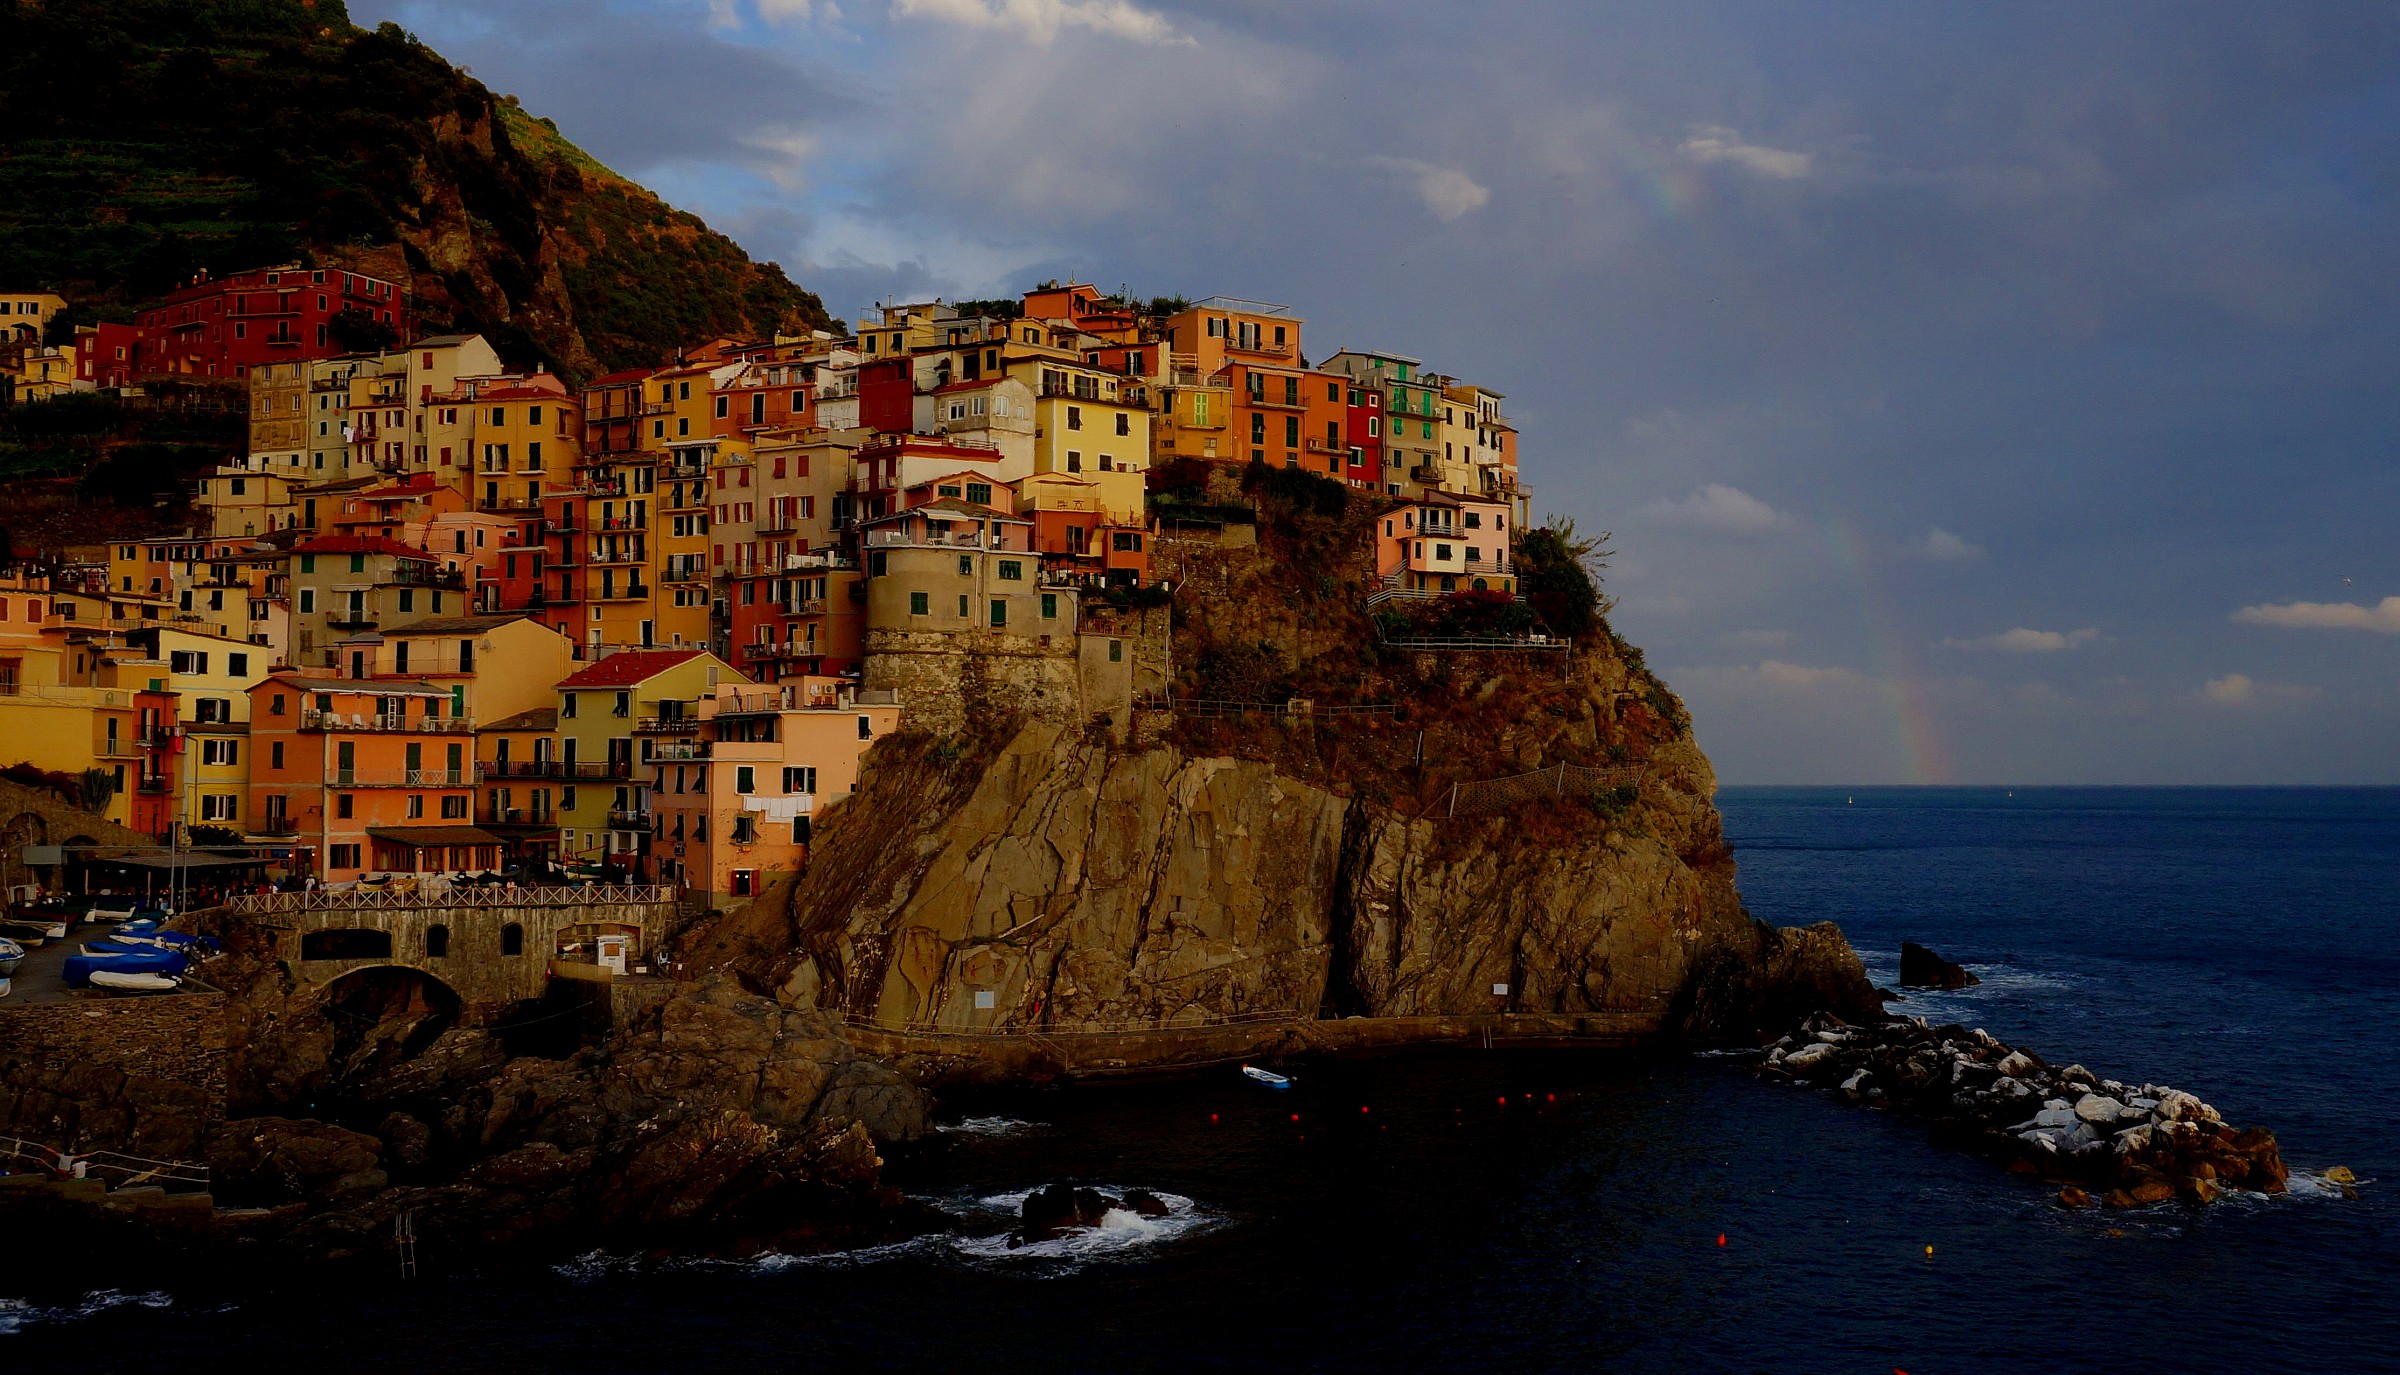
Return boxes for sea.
[6,786,2397,1371]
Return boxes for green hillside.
[0,0,834,381]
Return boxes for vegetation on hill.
[0,0,835,381]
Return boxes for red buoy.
[1717,1234,1727,1247]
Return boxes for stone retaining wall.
[0,989,229,1159]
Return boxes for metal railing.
[301,711,476,733]
[224,884,679,913]
[1,1135,211,1193]
[330,768,470,787]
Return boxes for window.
[909,591,930,616]
[1066,451,1082,473]
[441,796,467,819]
[329,843,361,869]
[501,923,524,956]
[1110,639,1124,663]
[858,714,873,740]
[1067,405,1082,431]
[613,691,630,717]
[966,482,991,506]
[782,766,817,794]
[793,817,812,844]
[1116,412,1130,436]
[271,741,284,768]
[350,554,365,573]
[958,593,970,617]
[735,765,755,793]
[407,794,424,819]
[271,694,286,715]
[425,924,449,958]
[229,652,249,676]
[336,794,354,819]
[1041,592,1057,619]
[562,692,577,718]
[989,598,1007,629]
[996,560,1024,581]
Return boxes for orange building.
[247,672,492,881]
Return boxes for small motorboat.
[63,947,188,988]
[86,902,139,923]
[88,969,180,992]
[0,919,61,945]
[0,937,23,976]
[1241,1064,1294,1089]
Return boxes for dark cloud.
[365,0,2400,780]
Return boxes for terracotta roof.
[366,825,503,847]
[290,535,428,558]
[383,612,545,637]
[556,649,709,689]
[481,707,558,732]
[587,368,658,387]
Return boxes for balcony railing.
[660,563,709,584]
[555,760,634,780]
[483,760,559,779]
[634,714,700,733]
[607,808,654,830]
[784,552,856,572]
[478,807,558,828]
[136,776,170,794]
[865,529,1000,549]
[301,710,476,734]
[753,516,799,536]
[329,768,471,787]
[590,583,651,601]
[646,741,710,761]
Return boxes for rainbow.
[1823,516,1949,784]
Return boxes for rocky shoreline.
[1759,1013,2300,1208]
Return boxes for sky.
[362,0,2400,784]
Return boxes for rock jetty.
[1898,941,1979,990]
[1759,1014,2287,1207]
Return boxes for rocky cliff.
[732,477,1879,1058]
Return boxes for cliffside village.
[0,274,1528,907]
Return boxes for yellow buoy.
[1924,1245,1935,1258]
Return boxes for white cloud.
[2233,595,2400,633]
[889,0,1192,46]
[1365,157,1491,221]
[1945,626,2102,653]
[2198,673,2323,708]
[1757,659,1867,690]
[1910,527,1986,562]
[1678,124,1812,179]
[737,125,820,190]
[756,0,825,22]
[1637,483,1787,535]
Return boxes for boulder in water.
[1898,942,1979,989]
[1121,1189,1170,1219]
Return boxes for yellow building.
[1,291,67,344]
[552,648,742,876]
[1006,358,1152,498]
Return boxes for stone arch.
[313,964,465,1080]
[60,833,99,894]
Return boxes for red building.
[74,323,139,389]
[857,356,914,435]
[132,265,409,381]
[1343,381,1386,490]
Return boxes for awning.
[91,850,271,871]
[364,826,504,848]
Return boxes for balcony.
[301,710,477,734]
[634,713,701,733]
[596,515,641,532]
[556,760,633,780]
[483,759,559,779]
[784,552,856,572]
[329,769,471,787]
[607,808,654,831]
[660,563,709,584]
[136,775,171,794]
[324,614,379,631]
[390,565,468,591]
[647,740,710,761]
[754,515,799,536]
[590,582,651,602]
[479,806,559,829]
[579,477,627,498]
[865,529,997,549]
[476,496,543,514]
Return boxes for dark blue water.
[9,787,2398,1369]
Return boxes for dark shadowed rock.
[1899,942,1979,990]
[1122,1189,1170,1218]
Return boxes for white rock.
[1840,1069,1870,1101]
[1785,1043,1835,1069]
[1997,1051,2036,1077]
[2074,1094,2127,1124]
[1814,1030,1848,1044]
[2043,1098,2071,1112]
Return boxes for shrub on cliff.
[1514,519,1613,639]
[1241,460,1349,519]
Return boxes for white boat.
[0,937,22,976]
[88,969,180,992]
[1241,1064,1293,1088]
